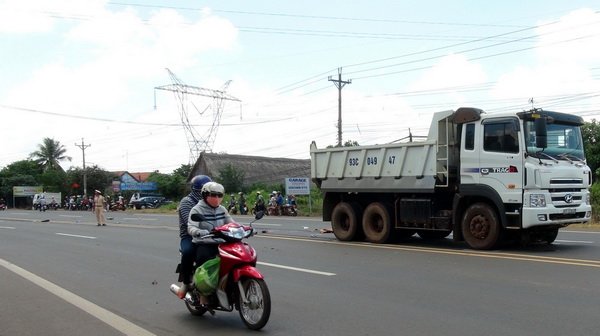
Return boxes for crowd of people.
[226,190,298,216]
[46,193,128,211]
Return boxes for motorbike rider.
[187,182,234,299]
[176,174,212,299]
[228,193,237,213]
[254,191,265,214]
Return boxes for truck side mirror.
[535,117,547,149]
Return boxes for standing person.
[175,175,212,299]
[238,191,247,215]
[39,192,46,212]
[93,190,106,226]
[254,191,265,214]
[187,182,233,303]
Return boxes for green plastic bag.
[194,256,220,295]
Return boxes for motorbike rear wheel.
[185,292,208,316]
[237,278,271,330]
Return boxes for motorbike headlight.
[530,194,546,207]
[228,227,245,239]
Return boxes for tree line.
[0,138,313,210]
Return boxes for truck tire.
[331,202,362,241]
[362,202,393,244]
[461,202,502,250]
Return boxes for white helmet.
[201,182,225,198]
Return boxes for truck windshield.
[524,121,585,161]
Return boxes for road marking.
[123,217,157,221]
[555,239,594,244]
[59,214,84,218]
[0,226,16,229]
[258,235,600,269]
[0,258,156,336]
[56,233,96,239]
[563,230,600,234]
[258,261,336,276]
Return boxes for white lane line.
[0,258,156,336]
[59,214,84,218]
[258,261,336,276]
[562,230,600,234]
[0,226,16,229]
[122,218,157,221]
[56,233,96,239]
[555,239,594,244]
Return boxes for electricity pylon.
[154,69,240,164]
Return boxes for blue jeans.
[180,236,197,285]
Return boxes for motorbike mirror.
[254,211,265,220]
[190,213,205,222]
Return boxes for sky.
[1,1,600,174]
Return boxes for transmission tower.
[154,68,241,164]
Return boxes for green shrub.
[591,183,600,223]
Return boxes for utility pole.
[75,138,91,196]
[328,67,351,146]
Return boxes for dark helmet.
[190,175,212,192]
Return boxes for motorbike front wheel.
[237,278,271,330]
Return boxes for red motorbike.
[171,212,271,330]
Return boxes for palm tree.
[29,138,72,172]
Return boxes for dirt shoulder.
[567,222,600,231]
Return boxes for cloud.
[491,8,600,110]
[410,53,488,92]
[0,0,106,34]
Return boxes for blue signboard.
[120,182,157,191]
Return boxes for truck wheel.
[362,202,393,244]
[461,203,501,250]
[543,228,559,244]
[417,230,451,240]
[331,202,361,241]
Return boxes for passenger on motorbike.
[176,174,212,299]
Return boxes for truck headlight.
[586,193,590,205]
[530,194,546,207]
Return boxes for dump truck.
[310,107,592,249]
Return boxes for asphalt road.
[1,209,600,335]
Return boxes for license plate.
[562,208,576,214]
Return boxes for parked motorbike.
[267,205,280,216]
[170,211,271,330]
[281,204,298,216]
[110,202,126,211]
[239,201,248,215]
[0,203,6,211]
[227,201,238,215]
